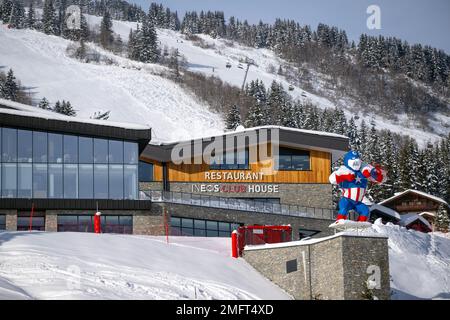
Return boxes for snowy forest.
[0,0,449,206]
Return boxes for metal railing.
[140,190,337,220]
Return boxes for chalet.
[379,189,449,229]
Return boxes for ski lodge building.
[0,99,349,239]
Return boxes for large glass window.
[48,164,63,198]
[17,130,32,163]
[138,161,153,182]
[33,164,47,198]
[108,140,123,164]
[0,127,139,200]
[64,164,78,198]
[48,133,63,163]
[94,164,108,199]
[276,147,310,171]
[0,215,5,230]
[2,163,17,198]
[57,215,132,234]
[64,135,78,163]
[109,164,123,199]
[210,149,249,170]
[33,131,47,163]
[124,165,138,199]
[18,164,32,198]
[79,137,93,163]
[124,142,138,164]
[170,217,241,238]
[94,138,108,163]
[2,128,17,162]
[79,164,93,199]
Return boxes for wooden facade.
[140,147,331,184]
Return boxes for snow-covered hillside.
[368,220,450,299]
[0,25,224,143]
[0,232,290,300]
[84,15,448,146]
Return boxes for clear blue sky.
[128,0,450,53]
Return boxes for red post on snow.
[94,212,101,234]
[29,203,35,232]
[231,230,239,258]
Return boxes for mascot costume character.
[329,150,386,222]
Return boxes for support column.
[45,212,58,232]
[5,210,17,231]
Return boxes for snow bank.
[0,232,290,300]
[361,220,450,300]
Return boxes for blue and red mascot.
[329,151,386,222]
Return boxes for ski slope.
[0,25,224,143]
[85,15,447,146]
[0,232,290,300]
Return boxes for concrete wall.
[243,235,390,300]
[155,202,334,240]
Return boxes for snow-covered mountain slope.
[0,25,224,143]
[364,220,450,300]
[0,232,290,300]
[84,15,448,146]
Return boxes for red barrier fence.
[232,225,292,258]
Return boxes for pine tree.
[100,10,113,49]
[347,117,360,150]
[38,97,51,110]
[9,0,26,29]
[42,0,57,35]
[138,15,159,63]
[435,203,449,233]
[1,69,18,101]
[54,100,76,116]
[26,0,36,29]
[0,0,13,22]
[225,105,242,130]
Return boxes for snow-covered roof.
[419,212,436,218]
[399,213,432,229]
[370,204,401,220]
[0,98,151,131]
[379,189,449,207]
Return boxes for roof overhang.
[141,126,349,163]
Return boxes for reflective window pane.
[2,163,17,198]
[94,164,108,198]
[18,164,32,198]
[138,161,153,182]
[33,131,47,163]
[109,164,123,199]
[124,142,138,164]
[108,140,123,164]
[79,137,93,163]
[64,135,78,163]
[292,155,310,170]
[33,164,47,198]
[2,128,17,162]
[17,130,32,163]
[64,164,78,198]
[94,138,108,163]
[124,165,137,200]
[48,133,63,163]
[48,164,63,198]
[79,164,93,199]
[278,155,292,170]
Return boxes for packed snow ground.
[1,221,449,300]
[84,15,447,146]
[0,232,290,300]
[0,25,224,143]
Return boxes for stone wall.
[166,183,333,208]
[154,202,334,240]
[45,213,58,232]
[243,235,390,300]
[2,210,17,231]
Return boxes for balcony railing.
[140,190,337,220]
